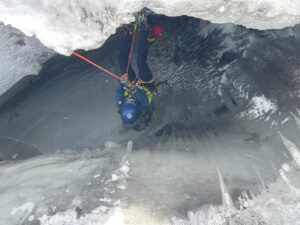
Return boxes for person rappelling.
[115,13,166,130]
[72,12,166,131]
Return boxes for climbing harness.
[136,78,155,85]
[137,85,154,104]
[123,82,153,105]
[124,89,135,101]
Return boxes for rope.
[72,18,139,83]
[72,51,124,82]
[126,20,138,74]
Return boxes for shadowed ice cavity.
[0,15,300,222]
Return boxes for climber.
[115,14,166,130]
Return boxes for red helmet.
[151,25,164,38]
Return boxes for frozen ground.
[0,13,300,225]
[1,135,300,225]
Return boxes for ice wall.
[1,0,300,98]
[0,25,53,96]
[0,0,300,55]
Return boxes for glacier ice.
[0,4,300,225]
[0,25,53,96]
[0,138,299,225]
[0,0,300,55]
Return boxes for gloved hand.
[126,82,136,92]
[121,74,136,91]
[120,73,129,83]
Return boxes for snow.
[282,163,290,172]
[240,95,277,119]
[11,202,35,216]
[279,133,300,167]
[36,162,300,225]
[0,24,53,96]
[0,2,300,224]
[0,130,299,225]
[28,215,35,222]
[0,0,300,56]
[3,148,297,225]
[93,173,101,178]
[0,150,121,225]
[105,141,121,150]
[112,174,120,181]
[217,169,234,216]
[171,152,300,225]
[120,165,130,177]
[39,207,126,225]
[100,197,113,203]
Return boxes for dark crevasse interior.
[0,15,300,210]
[1,15,299,152]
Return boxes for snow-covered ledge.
[0,0,300,55]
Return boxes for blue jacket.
[115,82,153,114]
[115,82,153,127]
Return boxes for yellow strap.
[137,86,154,104]
[125,86,154,104]
[124,89,134,100]
[137,78,154,84]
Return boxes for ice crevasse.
[1,0,300,55]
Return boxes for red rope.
[72,51,124,82]
[126,23,138,74]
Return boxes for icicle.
[279,132,300,167]
[281,163,290,172]
[281,117,290,124]
[290,111,300,129]
[217,169,234,216]
[252,165,267,190]
[270,161,279,177]
[126,141,133,154]
[279,169,299,194]
[119,141,133,167]
[238,191,250,209]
